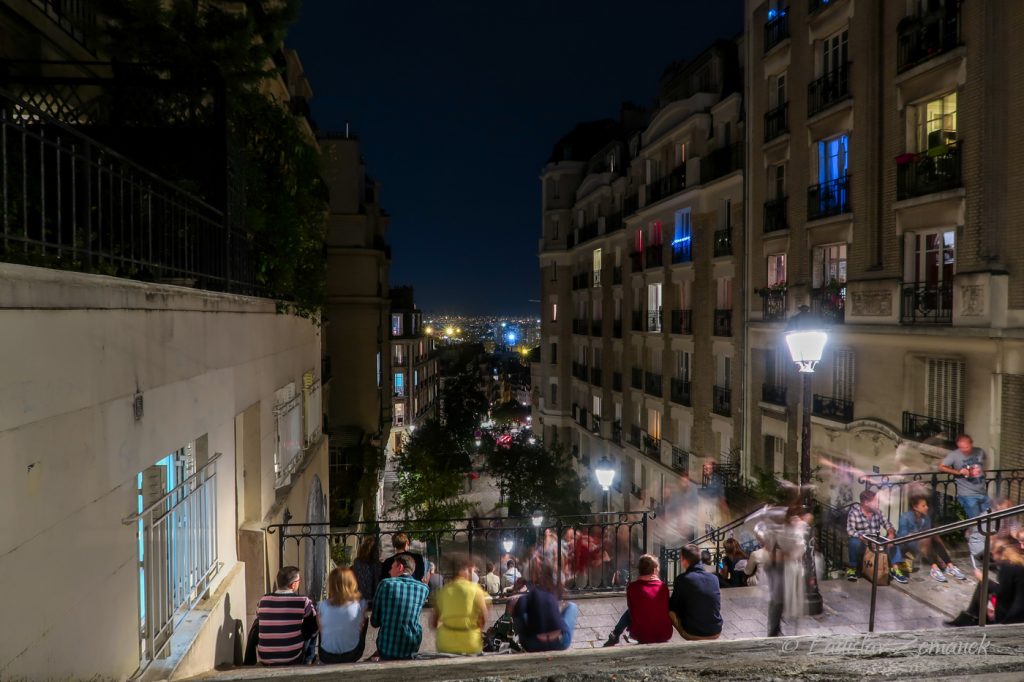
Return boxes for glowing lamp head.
[502,537,514,554]
[784,305,828,373]
[595,456,616,491]
[531,511,543,528]
[445,326,455,336]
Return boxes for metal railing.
[646,308,663,333]
[269,512,654,596]
[713,228,732,257]
[896,141,961,200]
[761,289,787,321]
[123,453,221,674]
[713,385,732,416]
[590,319,603,336]
[670,308,693,334]
[808,63,850,117]
[0,89,262,295]
[646,165,686,204]
[572,318,587,335]
[628,424,642,448]
[763,196,788,232]
[700,142,744,184]
[661,504,764,583]
[30,0,98,52]
[642,432,661,460]
[670,377,692,406]
[764,11,790,52]
[611,420,622,444]
[762,382,787,406]
[901,281,952,324]
[645,371,663,398]
[807,175,850,220]
[764,102,788,142]
[671,238,692,264]
[897,1,961,74]
[672,446,690,473]
[902,410,962,447]
[713,309,733,337]
[813,394,854,422]
[862,504,1024,631]
[811,285,846,323]
[612,319,622,338]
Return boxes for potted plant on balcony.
[755,280,788,297]
[822,278,846,313]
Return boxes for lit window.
[391,314,403,337]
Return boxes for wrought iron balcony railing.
[764,102,789,142]
[591,414,602,434]
[896,142,961,200]
[670,309,693,335]
[901,281,952,324]
[700,143,745,184]
[807,175,850,221]
[808,63,850,117]
[811,285,846,323]
[611,420,622,444]
[645,243,663,269]
[590,367,603,387]
[761,289,787,321]
[628,424,642,447]
[897,1,961,74]
[902,411,963,447]
[642,433,661,459]
[813,394,854,422]
[671,446,690,473]
[713,385,732,417]
[713,228,732,257]
[671,378,692,406]
[606,211,624,233]
[646,308,663,333]
[645,372,663,398]
[762,383,787,406]
[578,221,599,244]
[671,239,692,264]
[612,265,623,285]
[714,309,733,337]
[613,371,623,392]
[646,165,686,204]
[763,196,788,232]
[764,11,790,52]
[572,318,587,335]
[631,367,643,390]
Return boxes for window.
[394,403,405,427]
[718,199,732,230]
[717,278,733,309]
[677,351,691,381]
[634,228,644,252]
[593,248,602,286]
[391,313,403,337]
[719,356,732,387]
[550,342,558,365]
[833,349,855,401]
[592,299,601,322]
[394,345,405,365]
[821,28,848,76]
[593,395,602,420]
[770,163,786,199]
[647,284,663,332]
[911,229,955,284]
[812,243,847,288]
[926,358,964,424]
[766,347,787,387]
[772,72,787,107]
[674,142,686,167]
[552,303,558,322]
[917,92,957,151]
[550,383,558,406]
[818,135,849,184]
[647,408,662,439]
[768,253,787,286]
[394,372,405,397]
[673,209,692,260]
[649,221,662,246]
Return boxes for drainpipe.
[740,7,753,482]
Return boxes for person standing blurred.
[431,556,489,655]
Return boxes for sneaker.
[890,566,909,584]
[602,633,620,648]
[846,568,858,582]
[945,611,977,627]
[946,565,966,581]
[930,566,948,583]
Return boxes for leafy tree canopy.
[392,419,472,523]
[485,434,590,518]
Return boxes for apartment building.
[387,286,441,457]
[744,0,1024,507]
[537,41,746,516]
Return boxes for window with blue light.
[395,372,405,395]
[672,209,692,263]
[818,135,849,184]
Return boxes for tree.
[441,365,488,442]
[485,435,591,517]
[392,420,472,523]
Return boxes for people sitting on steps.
[506,564,579,652]
[431,555,489,655]
[603,553,672,647]
[668,544,723,641]
[846,490,906,584]
[892,494,966,583]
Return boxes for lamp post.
[502,536,514,555]
[784,304,827,616]
[531,510,544,528]
[595,456,616,513]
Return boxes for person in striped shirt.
[371,554,429,660]
[256,566,318,665]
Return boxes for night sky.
[287,1,743,316]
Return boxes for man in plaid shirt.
[846,490,905,583]
[371,554,429,659]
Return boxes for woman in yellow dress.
[431,556,488,654]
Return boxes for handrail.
[267,510,656,532]
[690,504,767,547]
[861,502,1024,632]
[122,452,223,523]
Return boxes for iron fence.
[897,0,961,73]
[267,512,654,596]
[896,142,961,200]
[901,282,952,324]
[764,11,790,53]
[807,63,850,117]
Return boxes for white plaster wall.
[0,264,321,681]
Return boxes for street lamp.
[502,537,514,554]
[595,456,616,513]
[531,510,544,528]
[784,304,827,617]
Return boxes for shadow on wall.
[216,593,245,668]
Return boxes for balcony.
[902,411,963,447]
[591,319,603,336]
[606,211,624,233]
[590,367,603,387]
[613,371,623,392]
[671,446,690,473]
[631,310,643,332]
[591,414,602,434]
[762,383,787,406]
[897,2,961,74]
[764,102,789,142]
[670,309,693,335]
[713,228,732,258]
[901,281,952,324]
[612,265,623,285]
[713,309,733,337]
[631,367,643,390]
[763,196,788,233]
[623,192,640,216]
[713,386,732,417]
[764,11,790,52]
[811,284,846,324]
[896,142,961,200]
[761,289,787,321]
[807,63,850,117]
[642,433,661,460]
[631,483,643,499]
[670,378,692,406]
[572,273,588,290]
[578,221,599,245]
[611,420,622,444]
[647,165,687,204]
[645,372,663,398]
[700,143,744,184]
[645,244,664,269]
[807,175,850,221]
[571,361,589,381]
[671,239,692,264]
[612,319,622,338]
[813,394,854,422]
[577,406,588,428]
[572,318,587,335]
[646,308,663,333]
[628,424,642,448]
[629,250,644,272]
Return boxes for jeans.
[611,610,631,638]
[892,537,952,568]
[517,602,580,652]
[959,495,992,520]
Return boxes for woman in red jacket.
[603,554,673,646]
